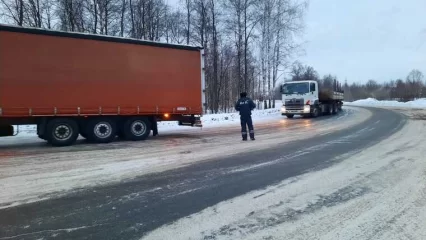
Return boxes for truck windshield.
[282,83,309,94]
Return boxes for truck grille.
[284,98,304,110]
[285,106,304,110]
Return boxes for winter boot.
[250,132,255,141]
[242,133,248,141]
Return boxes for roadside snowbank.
[345,98,426,108]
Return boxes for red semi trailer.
[0,25,206,146]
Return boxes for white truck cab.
[280,80,343,118]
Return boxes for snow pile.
[345,98,426,109]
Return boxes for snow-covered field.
[0,106,369,209]
[345,98,426,109]
[143,109,426,240]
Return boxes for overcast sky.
[170,0,426,83]
[300,0,426,83]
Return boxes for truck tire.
[122,117,151,141]
[286,114,294,119]
[310,107,319,118]
[332,104,337,115]
[326,105,333,115]
[46,118,79,147]
[86,118,117,143]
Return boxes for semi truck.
[0,25,206,146]
[280,80,344,118]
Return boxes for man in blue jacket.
[235,92,256,141]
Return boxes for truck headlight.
[304,105,310,113]
[281,106,286,112]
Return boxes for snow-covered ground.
[0,106,369,209]
[143,109,426,240]
[345,98,426,109]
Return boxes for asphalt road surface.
[0,107,406,240]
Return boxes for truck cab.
[280,80,344,118]
[280,80,319,118]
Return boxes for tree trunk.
[129,0,135,37]
[68,1,75,31]
[46,1,52,29]
[104,1,108,35]
[36,0,41,27]
[18,0,24,26]
[120,0,126,37]
[93,0,98,33]
[186,0,190,45]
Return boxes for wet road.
[0,107,405,240]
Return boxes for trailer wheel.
[46,118,79,147]
[123,117,151,141]
[86,118,117,143]
[286,114,294,119]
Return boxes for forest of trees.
[0,0,307,113]
[344,69,426,102]
[289,63,426,102]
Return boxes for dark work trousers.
[240,115,254,140]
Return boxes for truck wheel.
[311,107,319,118]
[123,117,151,141]
[86,118,117,143]
[327,105,333,115]
[286,114,294,119]
[46,118,79,147]
[332,104,337,115]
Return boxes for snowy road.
[0,107,419,240]
[0,107,367,209]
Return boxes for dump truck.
[0,25,206,146]
[280,80,344,118]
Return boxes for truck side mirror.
[279,86,283,93]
